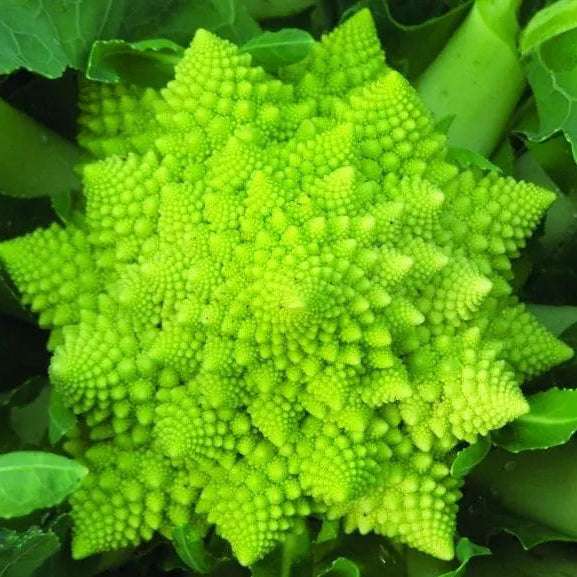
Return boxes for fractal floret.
[0,9,572,566]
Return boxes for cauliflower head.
[0,8,572,567]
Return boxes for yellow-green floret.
[0,9,572,567]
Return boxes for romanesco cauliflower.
[0,8,572,566]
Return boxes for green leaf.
[10,386,49,446]
[50,190,73,224]
[317,557,360,577]
[469,441,577,541]
[451,435,492,478]
[487,513,577,550]
[446,147,502,173]
[0,0,124,77]
[0,451,87,519]
[48,391,76,445]
[0,527,60,577]
[439,538,491,577]
[245,0,315,19]
[172,524,219,574]
[520,0,577,56]
[86,39,184,88]
[121,0,261,47]
[0,100,80,199]
[493,388,577,452]
[316,520,340,544]
[528,304,577,337]
[522,26,577,162]
[241,29,314,71]
[464,541,577,577]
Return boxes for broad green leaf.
[488,513,577,550]
[10,386,49,446]
[451,435,491,477]
[0,0,261,78]
[466,541,577,577]
[520,0,577,56]
[241,29,314,71]
[470,442,577,541]
[317,557,360,577]
[493,388,577,452]
[0,0,124,77]
[121,0,261,47]
[522,27,577,162]
[244,0,315,19]
[0,100,80,199]
[0,528,60,577]
[48,391,76,445]
[446,147,502,173]
[439,539,491,577]
[0,452,87,518]
[528,304,577,337]
[172,525,220,574]
[86,39,184,87]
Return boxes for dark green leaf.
[172,525,219,574]
[317,557,360,577]
[241,29,314,71]
[244,0,316,19]
[0,452,87,519]
[0,0,124,77]
[493,388,577,452]
[528,304,577,337]
[50,191,73,224]
[86,39,183,87]
[470,442,577,541]
[10,387,49,446]
[439,539,491,577]
[446,148,502,173]
[0,527,60,577]
[48,391,76,445]
[345,0,473,79]
[121,0,261,47]
[489,514,577,550]
[466,541,577,577]
[0,100,80,199]
[451,436,492,477]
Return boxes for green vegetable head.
[0,8,571,567]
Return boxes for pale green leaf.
[0,452,87,518]
[520,0,577,56]
[241,29,314,71]
[451,435,492,478]
[493,388,577,452]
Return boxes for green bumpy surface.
[0,9,572,566]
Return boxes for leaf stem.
[416,0,526,156]
[0,99,81,198]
